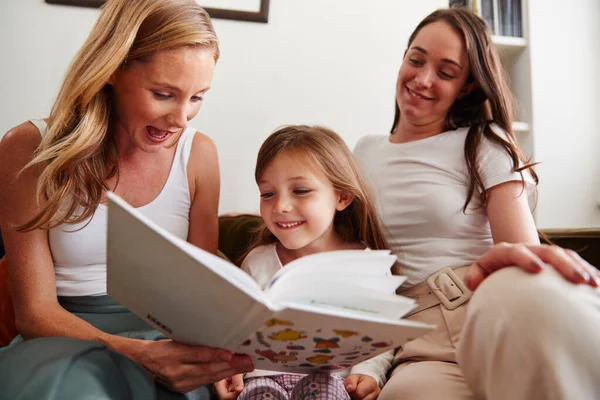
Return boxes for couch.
[1,215,599,346]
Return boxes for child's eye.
[191,95,204,102]
[260,192,275,199]
[409,59,423,66]
[152,91,173,100]
[293,189,312,195]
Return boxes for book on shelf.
[451,0,522,38]
[106,192,433,373]
[511,0,522,37]
[481,0,496,34]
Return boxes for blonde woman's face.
[396,21,471,128]
[109,46,215,152]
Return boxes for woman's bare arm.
[186,132,220,254]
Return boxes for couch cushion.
[218,214,263,266]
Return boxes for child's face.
[258,151,349,253]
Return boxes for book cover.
[106,192,433,372]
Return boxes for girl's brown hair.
[19,0,219,231]
[246,125,390,255]
[391,7,538,212]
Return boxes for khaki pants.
[380,267,600,400]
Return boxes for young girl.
[354,8,600,400]
[214,125,394,400]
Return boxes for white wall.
[529,0,600,229]
[2,0,599,228]
[0,0,445,215]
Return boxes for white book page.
[266,250,397,291]
[267,281,415,320]
[267,273,406,298]
[278,300,427,327]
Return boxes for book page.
[264,249,411,318]
[267,250,396,290]
[234,303,432,373]
[267,281,415,320]
[267,273,406,298]
[106,193,272,349]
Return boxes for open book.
[106,193,434,373]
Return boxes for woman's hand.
[464,242,600,291]
[120,338,253,394]
[345,374,381,400]
[214,373,244,400]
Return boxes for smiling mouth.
[407,87,433,101]
[147,126,174,140]
[276,221,305,229]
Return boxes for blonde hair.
[20,0,219,231]
[247,125,391,255]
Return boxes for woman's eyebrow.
[410,46,463,70]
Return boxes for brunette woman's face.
[396,21,471,127]
[109,46,215,152]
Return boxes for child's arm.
[344,350,393,399]
[486,180,540,244]
[214,374,244,400]
[347,349,394,387]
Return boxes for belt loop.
[426,267,472,310]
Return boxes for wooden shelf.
[492,35,526,58]
[512,121,530,133]
[492,35,526,47]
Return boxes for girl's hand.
[464,242,600,291]
[214,373,245,400]
[124,339,253,394]
[345,374,381,400]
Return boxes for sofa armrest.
[540,228,600,269]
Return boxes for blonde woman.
[0,0,252,398]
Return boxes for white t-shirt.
[353,126,534,288]
[241,244,283,290]
[241,244,393,387]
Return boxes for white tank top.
[30,119,195,296]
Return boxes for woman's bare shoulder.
[190,130,217,154]
[0,120,43,156]
[0,121,45,185]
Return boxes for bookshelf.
[450,0,534,161]
[491,35,525,53]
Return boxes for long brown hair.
[247,125,391,255]
[19,0,219,231]
[391,8,537,212]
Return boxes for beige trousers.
[379,267,600,400]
